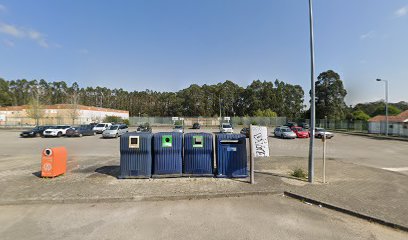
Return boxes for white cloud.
[0,4,6,12]
[395,6,407,17]
[2,39,15,47]
[360,31,374,40]
[0,22,49,47]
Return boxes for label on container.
[162,135,173,147]
[192,136,203,148]
[227,147,237,152]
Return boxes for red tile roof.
[368,110,408,123]
[0,104,128,114]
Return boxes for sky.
[0,0,407,106]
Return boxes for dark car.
[298,122,309,129]
[283,122,297,128]
[137,123,152,133]
[20,125,52,138]
[192,123,201,129]
[66,125,95,137]
[240,127,250,138]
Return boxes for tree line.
[0,77,305,118]
[2,69,391,121]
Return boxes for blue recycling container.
[183,133,213,176]
[119,132,153,178]
[215,133,247,178]
[152,132,183,177]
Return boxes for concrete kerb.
[0,190,282,206]
[284,191,408,233]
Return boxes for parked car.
[43,125,71,137]
[291,127,310,138]
[93,123,112,134]
[315,128,334,139]
[298,122,309,129]
[274,126,296,139]
[173,125,184,133]
[192,123,201,129]
[137,123,152,133]
[283,122,297,128]
[102,124,128,138]
[66,125,95,137]
[20,125,53,138]
[220,123,233,133]
[240,127,250,138]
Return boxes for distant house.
[368,110,408,136]
[0,104,129,126]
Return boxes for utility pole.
[308,0,316,183]
[376,79,389,136]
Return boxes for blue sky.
[0,0,407,105]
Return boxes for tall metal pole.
[385,80,389,136]
[308,0,316,183]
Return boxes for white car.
[93,123,112,134]
[43,125,71,137]
[102,124,129,138]
[220,123,233,133]
[274,127,296,139]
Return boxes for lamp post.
[376,79,389,136]
[308,0,316,183]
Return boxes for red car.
[291,127,310,138]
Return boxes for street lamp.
[376,79,389,136]
[308,0,316,183]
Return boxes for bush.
[290,167,307,179]
[251,120,258,125]
[103,115,129,125]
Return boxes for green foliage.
[0,78,306,118]
[352,110,370,121]
[104,115,128,124]
[251,120,258,125]
[290,167,307,179]
[26,96,45,125]
[254,108,278,117]
[313,70,348,120]
[372,105,402,116]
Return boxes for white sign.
[224,117,230,121]
[0,115,5,121]
[172,117,179,121]
[179,117,184,121]
[250,125,270,157]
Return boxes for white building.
[368,110,408,137]
[0,104,129,126]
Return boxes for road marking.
[382,167,408,172]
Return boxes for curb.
[284,191,408,232]
[0,190,281,206]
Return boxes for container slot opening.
[129,136,140,148]
[44,149,52,156]
[220,140,239,144]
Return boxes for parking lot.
[1,126,407,177]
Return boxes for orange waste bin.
[41,147,67,177]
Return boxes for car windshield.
[316,128,325,132]
[96,124,105,127]
[57,126,68,129]
[282,128,292,132]
[109,126,119,130]
[222,124,231,128]
[174,126,182,129]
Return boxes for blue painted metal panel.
[153,132,183,177]
[215,133,247,178]
[183,133,213,176]
[119,132,153,178]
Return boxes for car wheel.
[57,132,62,137]
[115,134,118,138]
[93,131,96,135]
[35,133,41,137]
[79,133,83,137]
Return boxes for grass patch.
[290,167,308,179]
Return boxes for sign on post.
[172,117,179,121]
[250,125,270,157]
[249,125,270,184]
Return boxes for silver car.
[102,124,128,138]
[274,127,296,139]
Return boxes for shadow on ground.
[95,165,120,178]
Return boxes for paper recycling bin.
[119,132,153,178]
[152,132,183,177]
[183,132,213,176]
[41,147,67,177]
[215,133,247,178]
